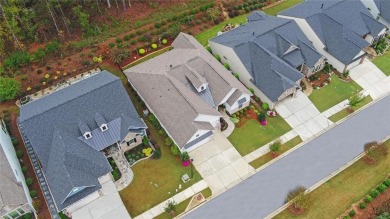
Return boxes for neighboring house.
[18,71,146,216]
[209,11,324,108]
[361,0,390,30]
[0,120,34,219]
[279,0,387,73]
[125,32,251,152]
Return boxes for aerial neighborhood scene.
[0,0,390,219]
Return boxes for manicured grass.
[274,140,390,219]
[329,95,373,123]
[195,0,304,46]
[228,116,292,156]
[372,49,390,76]
[250,136,302,169]
[155,188,212,219]
[308,74,363,112]
[123,46,172,70]
[101,65,203,217]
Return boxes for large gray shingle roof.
[18,71,146,210]
[211,12,309,102]
[375,0,390,23]
[279,0,385,64]
[125,33,250,148]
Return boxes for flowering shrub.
[139,49,145,55]
[162,39,168,44]
[151,44,158,49]
[45,73,51,79]
[142,148,153,157]
[26,86,31,91]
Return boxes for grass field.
[372,49,390,76]
[329,95,373,123]
[274,140,390,219]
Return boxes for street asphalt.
[184,94,390,219]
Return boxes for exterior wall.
[209,41,276,108]
[183,130,215,152]
[346,57,363,71]
[217,88,236,106]
[361,0,380,18]
[194,114,221,129]
[365,34,375,44]
[224,93,251,114]
[65,190,101,214]
[120,132,143,152]
[278,86,297,101]
[0,120,34,216]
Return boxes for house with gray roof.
[209,12,324,108]
[125,33,251,151]
[18,71,146,215]
[0,120,34,219]
[361,0,390,30]
[279,0,387,73]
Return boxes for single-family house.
[18,71,146,216]
[361,0,390,30]
[209,11,325,108]
[279,0,387,73]
[0,120,34,219]
[125,32,251,151]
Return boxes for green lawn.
[274,140,390,219]
[329,95,373,123]
[250,136,302,169]
[101,65,203,217]
[228,116,292,156]
[155,188,212,219]
[195,0,304,46]
[372,49,390,76]
[122,47,172,70]
[308,74,363,112]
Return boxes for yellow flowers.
[142,148,153,157]
[45,74,50,79]
[26,87,31,91]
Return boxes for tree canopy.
[0,77,22,101]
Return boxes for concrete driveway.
[189,132,254,195]
[350,60,390,99]
[275,91,333,140]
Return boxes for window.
[127,138,135,146]
[238,103,242,109]
[84,133,92,139]
[100,124,108,131]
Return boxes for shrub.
[364,142,388,163]
[155,22,161,28]
[131,40,136,45]
[384,179,390,187]
[21,75,27,80]
[124,35,131,41]
[349,210,356,217]
[214,54,221,62]
[22,166,28,174]
[0,78,22,101]
[269,140,281,152]
[151,44,158,49]
[377,183,387,193]
[262,102,269,110]
[162,39,168,44]
[108,43,115,48]
[33,84,41,90]
[244,7,250,12]
[286,186,309,211]
[82,60,90,66]
[224,63,230,70]
[37,69,42,74]
[29,190,37,198]
[3,51,32,70]
[139,48,146,55]
[164,200,177,214]
[26,178,33,186]
[152,149,161,159]
[249,88,254,94]
[180,151,190,161]
[12,138,19,146]
[170,145,180,155]
[165,137,173,146]
[24,212,33,219]
[16,150,24,158]
[233,73,239,79]
[359,202,366,209]
[206,46,212,53]
[364,195,373,203]
[112,170,120,181]
[343,216,351,219]
[370,189,380,198]
[258,112,266,122]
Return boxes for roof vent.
[170,64,172,68]
[253,32,255,35]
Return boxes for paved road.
[184,95,390,219]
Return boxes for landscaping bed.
[308,74,363,112]
[107,157,121,181]
[274,140,390,219]
[124,140,153,166]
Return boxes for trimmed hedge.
[359,202,366,209]
[377,183,387,193]
[22,166,28,174]
[224,63,230,70]
[16,150,24,158]
[26,178,33,186]
[370,189,380,198]
[364,195,373,203]
[29,190,37,198]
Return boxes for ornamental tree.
[0,78,21,101]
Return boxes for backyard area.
[250,136,302,169]
[372,50,390,76]
[228,114,291,156]
[195,0,304,45]
[274,140,390,219]
[328,95,373,123]
[100,64,203,217]
[308,74,363,112]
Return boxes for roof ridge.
[253,19,292,41]
[21,73,119,122]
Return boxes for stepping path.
[108,146,134,191]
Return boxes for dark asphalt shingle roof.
[18,71,146,210]
[279,0,385,64]
[376,0,390,23]
[211,12,308,102]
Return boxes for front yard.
[274,140,390,219]
[372,49,390,76]
[308,74,363,112]
[101,65,203,217]
[328,95,373,123]
[228,114,291,156]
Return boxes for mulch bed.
[352,187,390,219]
[9,114,51,219]
[288,205,305,215]
[310,72,331,88]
